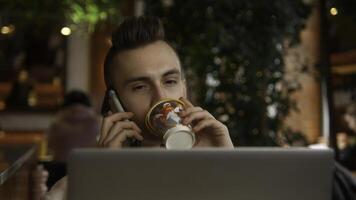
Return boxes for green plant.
[64,0,123,32]
[0,0,123,32]
[145,0,311,146]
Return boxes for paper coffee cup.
[145,99,195,149]
[164,125,195,149]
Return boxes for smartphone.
[108,90,125,113]
[108,90,141,147]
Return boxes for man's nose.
[152,85,167,104]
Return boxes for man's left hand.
[179,97,234,148]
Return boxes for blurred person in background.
[337,102,356,170]
[45,90,100,188]
[337,131,356,170]
[48,90,99,162]
[344,103,356,133]
[5,69,34,109]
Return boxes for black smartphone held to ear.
[108,90,141,147]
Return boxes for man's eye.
[132,85,147,91]
[165,79,178,86]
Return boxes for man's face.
[111,41,187,136]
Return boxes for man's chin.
[142,131,160,140]
[140,131,162,146]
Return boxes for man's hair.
[103,16,165,88]
[101,16,166,115]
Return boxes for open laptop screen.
[68,148,334,200]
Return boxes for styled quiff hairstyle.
[101,16,166,114]
[103,16,165,88]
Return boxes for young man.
[98,16,233,149]
[41,16,233,200]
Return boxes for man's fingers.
[179,97,194,108]
[182,110,214,125]
[108,120,141,138]
[193,118,221,133]
[105,130,143,148]
[180,107,204,117]
[101,121,142,145]
[99,112,134,144]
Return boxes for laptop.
[68,148,334,200]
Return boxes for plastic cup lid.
[164,125,195,149]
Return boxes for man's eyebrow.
[123,76,151,85]
[123,69,182,85]
[163,69,181,77]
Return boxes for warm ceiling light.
[330,7,338,16]
[1,25,15,34]
[0,101,6,111]
[61,27,71,36]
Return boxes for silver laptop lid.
[68,148,334,200]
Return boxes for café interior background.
[0,0,356,169]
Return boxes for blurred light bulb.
[1,25,15,34]
[1,26,10,34]
[0,101,6,110]
[330,7,338,16]
[61,27,71,36]
[28,91,37,107]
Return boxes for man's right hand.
[98,112,143,148]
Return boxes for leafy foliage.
[145,0,311,146]
[0,0,123,32]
